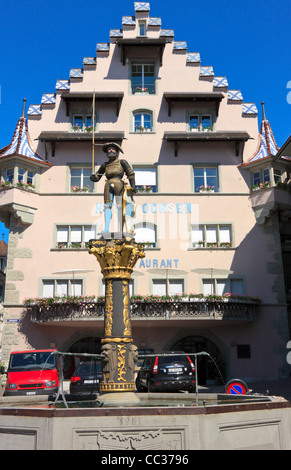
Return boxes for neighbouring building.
[0,2,290,383]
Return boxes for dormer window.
[138,20,147,36]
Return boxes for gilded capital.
[89,238,145,280]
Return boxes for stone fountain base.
[0,393,290,450]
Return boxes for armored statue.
[90,142,136,235]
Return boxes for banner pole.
[92,91,95,173]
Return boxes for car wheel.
[136,377,146,392]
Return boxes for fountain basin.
[0,392,290,450]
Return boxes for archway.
[63,336,102,379]
[171,336,225,385]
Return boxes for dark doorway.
[171,336,225,385]
[64,336,102,379]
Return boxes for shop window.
[134,167,157,192]
[70,167,94,192]
[131,63,155,94]
[193,167,218,192]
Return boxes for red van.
[3,349,59,396]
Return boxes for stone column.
[89,237,144,402]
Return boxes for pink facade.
[0,2,290,383]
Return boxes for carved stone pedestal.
[89,237,144,400]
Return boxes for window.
[134,167,157,192]
[202,278,243,296]
[134,112,152,132]
[5,167,35,188]
[138,21,146,36]
[43,279,83,297]
[189,114,213,131]
[27,171,34,185]
[131,63,155,94]
[201,115,212,130]
[135,223,157,247]
[6,168,14,182]
[153,279,184,296]
[189,115,199,131]
[72,115,83,131]
[70,167,94,192]
[192,224,232,248]
[71,113,95,132]
[193,167,218,192]
[274,168,283,184]
[252,169,270,187]
[56,225,97,249]
[18,168,25,183]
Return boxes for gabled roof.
[0,99,52,166]
[274,135,291,162]
[241,102,279,167]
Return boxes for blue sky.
[0,0,290,242]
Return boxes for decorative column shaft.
[89,237,144,393]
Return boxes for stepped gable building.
[0,2,290,382]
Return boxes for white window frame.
[134,222,157,248]
[42,279,83,297]
[131,62,155,95]
[191,224,232,248]
[193,166,219,193]
[70,167,94,192]
[133,111,153,132]
[202,278,243,296]
[55,224,97,249]
[134,166,157,192]
[152,279,184,296]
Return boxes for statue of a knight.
[90,142,136,235]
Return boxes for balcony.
[28,299,257,323]
[250,184,291,225]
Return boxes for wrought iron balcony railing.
[27,299,257,323]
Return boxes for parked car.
[69,361,102,395]
[2,349,59,396]
[136,352,196,392]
